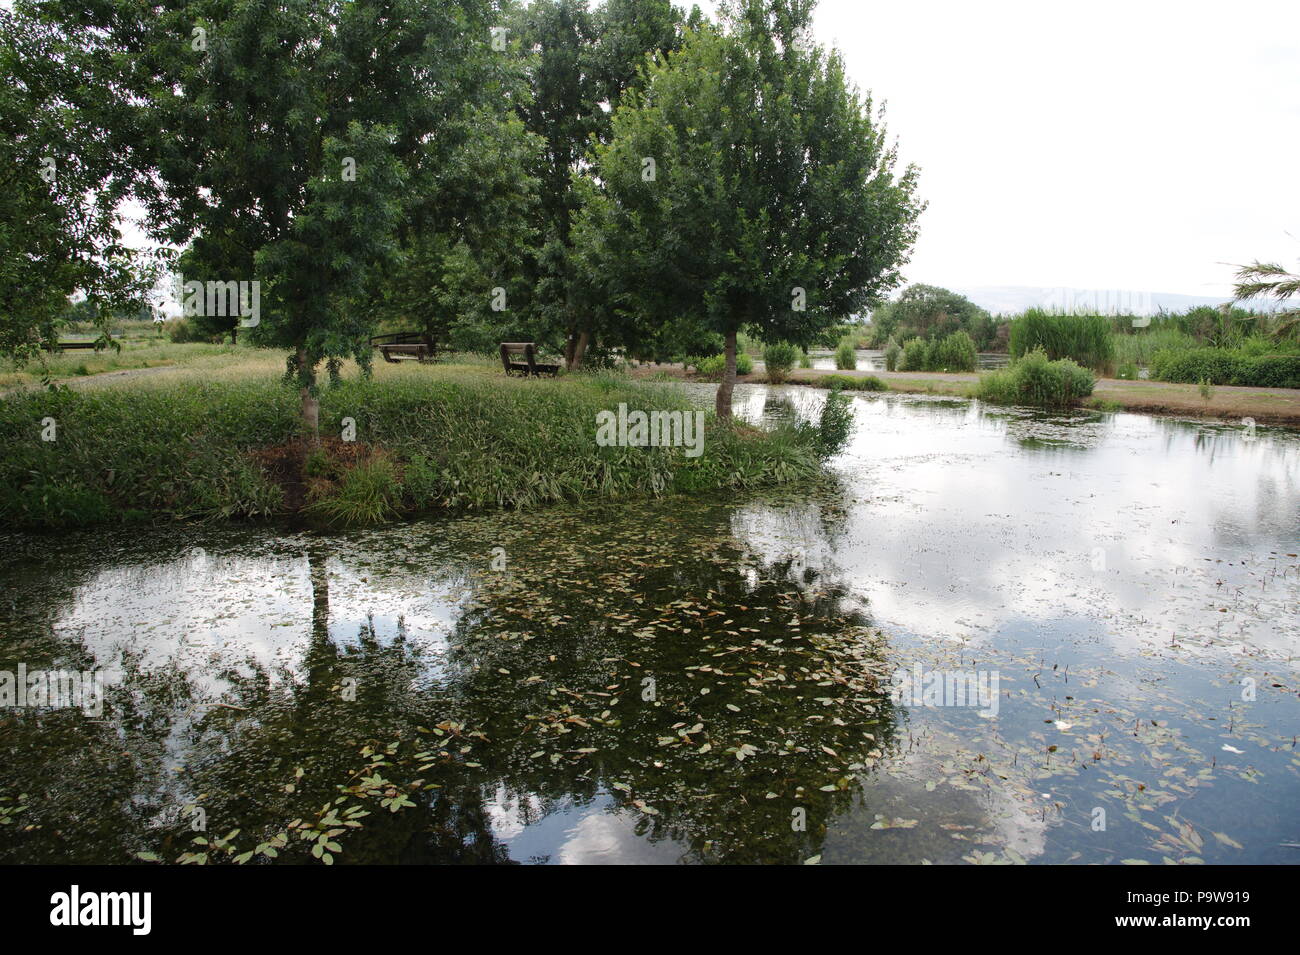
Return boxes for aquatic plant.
[1009,309,1114,372]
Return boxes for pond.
[1,386,1297,864]
[802,348,1010,371]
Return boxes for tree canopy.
[576,0,923,416]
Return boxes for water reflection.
[1,390,1297,864]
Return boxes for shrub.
[834,340,856,370]
[816,374,887,391]
[696,352,754,379]
[1009,309,1114,371]
[762,341,800,383]
[163,317,211,343]
[1150,348,1300,388]
[798,349,812,369]
[933,330,978,372]
[897,337,930,372]
[976,348,1096,408]
[883,337,901,372]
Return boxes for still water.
[1,387,1296,864]
[802,348,1010,372]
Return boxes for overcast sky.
[682,0,1300,299]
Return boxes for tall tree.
[581,0,923,418]
[512,0,684,369]
[24,0,511,438]
[0,8,158,363]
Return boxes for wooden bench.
[499,342,560,377]
[49,340,100,351]
[371,332,438,364]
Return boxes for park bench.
[371,331,438,364]
[499,342,560,377]
[53,341,99,351]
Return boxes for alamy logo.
[172,272,261,327]
[890,663,1000,717]
[595,403,705,458]
[0,665,103,717]
[50,885,151,935]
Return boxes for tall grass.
[1009,309,1115,372]
[1110,328,1195,368]
[0,365,827,528]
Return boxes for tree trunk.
[567,329,590,372]
[297,347,320,446]
[230,324,238,346]
[715,328,737,421]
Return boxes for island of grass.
[0,363,838,529]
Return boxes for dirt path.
[629,363,1300,426]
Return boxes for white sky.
[681,0,1300,298]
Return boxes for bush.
[976,348,1096,408]
[883,337,901,372]
[815,374,887,391]
[163,318,212,343]
[933,330,978,372]
[696,352,754,379]
[834,340,856,370]
[1150,348,1300,388]
[897,337,930,372]
[762,342,800,383]
[1009,309,1114,371]
[798,349,812,369]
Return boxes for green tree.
[869,284,994,348]
[26,0,509,439]
[581,0,922,418]
[512,0,685,369]
[0,8,158,363]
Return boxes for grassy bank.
[0,365,831,529]
[0,340,251,389]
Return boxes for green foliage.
[0,8,160,361]
[816,374,887,392]
[834,341,857,370]
[762,341,800,383]
[1150,348,1300,388]
[805,387,855,458]
[897,337,930,372]
[305,456,402,526]
[696,352,753,378]
[1110,328,1196,367]
[797,349,812,369]
[883,337,901,372]
[1009,309,1115,371]
[579,0,923,416]
[163,318,210,344]
[976,348,1096,408]
[869,284,997,349]
[0,367,837,528]
[932,330,978,372]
